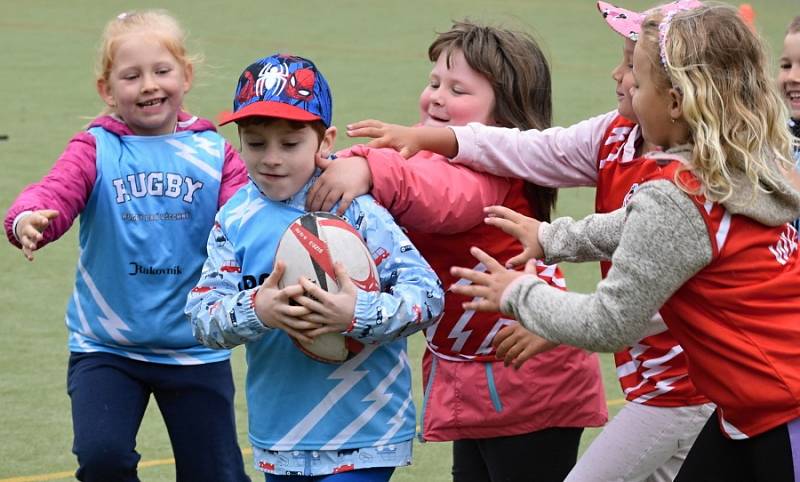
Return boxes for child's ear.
[183,63,194,93]
[96,78,115,108]
[318,126,337,158]
[668,87,684,123]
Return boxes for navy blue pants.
[67,352,250,482]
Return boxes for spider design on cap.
[255,62,289,97]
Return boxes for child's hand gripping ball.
[274,212,380,363]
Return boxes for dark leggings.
[676,411,800,481]
[68,352,249,482]
[452,427,584,482]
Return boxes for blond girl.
[4,11,249,481]
[450,5,800,480]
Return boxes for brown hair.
[788,15,800,34]
[639,4,793,202]
[429,20,557,221]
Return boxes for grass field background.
[0,1,794,480]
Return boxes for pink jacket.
[5,112,247,248]
[338,143,607,440]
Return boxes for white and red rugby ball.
[275,212,381,363]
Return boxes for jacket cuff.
[239,288,273,334]
[349,289,384,342]
[11,211,33,243]
[450,125,478,163]
[500,274,543,316]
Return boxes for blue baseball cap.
[219,54,332,127]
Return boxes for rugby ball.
[275,212,380,363]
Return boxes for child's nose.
[140,73,158,93]
[790,65,800,83]
[611,65,623,83]
[262,151,282,167]
[429,89,445,106]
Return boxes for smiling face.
[631,40,679,148]
[612,38,638,121]
[779,32,800,119]
[238,119,335,201]
[418,48,496,127]
[97,33,191,136]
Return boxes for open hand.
[306,156,371,215]
[483,205,543,267]
[254,261,319,343]
[346,120,422,158]
[492,323,558,369]
[449,247,528,313]
[15,209,59,261]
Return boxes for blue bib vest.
[65,127,230,364]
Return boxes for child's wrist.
[12,211,33,242]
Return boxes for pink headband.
[656,1,703,69]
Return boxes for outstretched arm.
[360,146,512,233]
[449,111,619,187]
[5,132,98,250]
[309,145,511,233]
[346,112,618,188]
[346,120,458,159]
[451,181,712,353]
[14,210,60,261]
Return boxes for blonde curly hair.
[640,4,794,202]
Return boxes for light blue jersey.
[66,127,230,365]
[186,173,444,474]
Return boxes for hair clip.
[117,12,129,20]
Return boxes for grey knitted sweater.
[500,161,800,352]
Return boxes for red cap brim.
[218,101,322,126]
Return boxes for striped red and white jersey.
[410,180,566,361]
[595,116,708,407]
[640,158,800,438]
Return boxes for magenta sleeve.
[218,141,248,207]
[4,131,98,248]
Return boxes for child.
[185,54,444,481]
[3,10,250,482]
[305,21,607,482]
[779,15,800,235]
[451,5,800,480]
[341,3,715,481]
